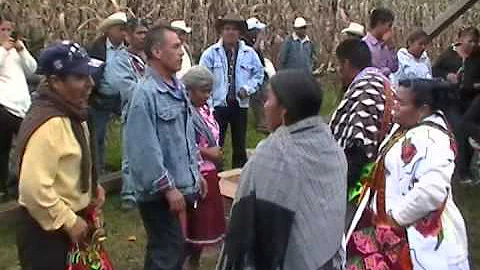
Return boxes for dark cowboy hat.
[216,13,248,33]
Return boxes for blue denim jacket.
[199,40,264,108]
[103,50,145,123]
[125,68,200,202]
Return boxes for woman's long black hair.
[398,78,454,121]
[269,69,323,125]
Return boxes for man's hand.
[1,38,14,51]
[238,88,249,100]
[14,40,24,52]
[447,73,459,84]
[165,188,185,213]
[92,185,106,210]
[200,177,208,200]
[65,216,89,244]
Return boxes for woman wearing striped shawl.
[217,70,347,270]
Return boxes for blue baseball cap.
[38,40,104,76]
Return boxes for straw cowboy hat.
[293,17,310,28]
[216,13,248,33]
[247,17,267,31]
[171,20,192,34]
[341,22,365,37]
[99,12,127,32]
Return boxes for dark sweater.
[433,47,480,110]
[463,95,480,143]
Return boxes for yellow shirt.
[18,117,92,231]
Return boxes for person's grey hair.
[182,66,214,90]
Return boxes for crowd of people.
[0,5,479,270]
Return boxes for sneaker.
[473,179,480,185]
[459,178,474,185]
[121,200,136,211]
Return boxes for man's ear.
[151,44,162,60]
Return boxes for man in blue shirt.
[103,18,148,210]
[200,14,264,168]
[125,25,206,270]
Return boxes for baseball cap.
[38,41,104,76]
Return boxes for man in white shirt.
[0,14,37,199]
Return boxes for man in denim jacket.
[125,25,206,270]
[103,19,148,211]
[200,14,264,168]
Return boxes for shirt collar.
[292,32,310,43]
[364,32,382,46]
[106,38,126,51]
[148,67,184,94]
[214,39,248,52]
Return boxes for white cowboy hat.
[171,20,192,34]
[341,22,365,37]
[99,12,127,32]
[247,17,267,31]
[293,17,308,28]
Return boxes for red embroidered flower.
[414,209,443,238]
[401,137,417,164]
[364,253,389,270]
[353,231,378,254]
[375,225,401,246]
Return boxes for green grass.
[1,79,480,269]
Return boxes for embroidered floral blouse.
[380,113,469,268]
[196,105,220,173]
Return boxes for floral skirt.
[186,169,226,247]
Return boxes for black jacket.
[433,46,480,109]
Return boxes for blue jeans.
[138,200,184,270]
[121,126,136,202]
[88,107,112,174]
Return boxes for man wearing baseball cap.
[278,17,316,71]
[15,41,106,269]
[245,17,271,133]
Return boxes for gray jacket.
[278,34,315,71]
[125,68,200,202]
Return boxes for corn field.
[4,0,480,70]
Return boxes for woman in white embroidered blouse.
[391,30,432,86]
[383,78,469,269]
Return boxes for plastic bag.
[66,206,113,270]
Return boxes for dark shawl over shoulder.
[15,83,96,195]
[217,116,347,270]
